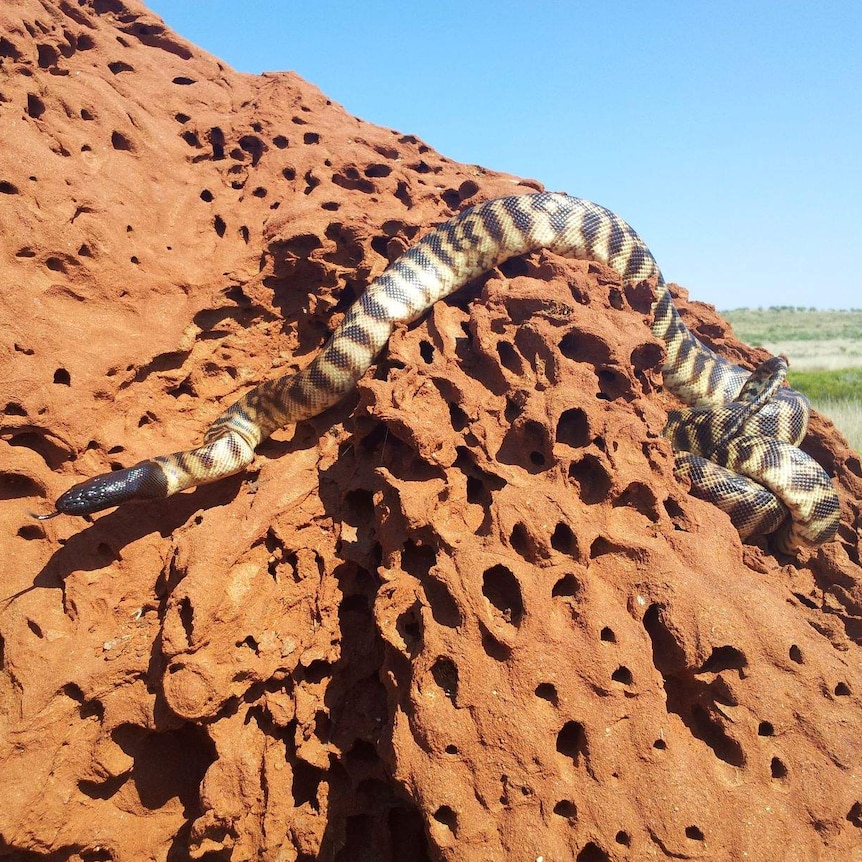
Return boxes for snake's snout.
[49,461,171,517]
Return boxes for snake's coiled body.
[49,193,840,553]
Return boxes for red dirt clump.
[1,3,861,860]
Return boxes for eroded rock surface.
[1,3,861,860]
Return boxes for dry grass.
[810,398,862,453]
[762,340,862,371]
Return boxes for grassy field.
[722,308,862,451]
[722,307,862,343]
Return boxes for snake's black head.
[47,461,169,517]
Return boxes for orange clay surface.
[1,3,861,860]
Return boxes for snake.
[40,193,840,553]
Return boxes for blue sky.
[147,1,861,310]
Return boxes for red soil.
[1,3,861,860]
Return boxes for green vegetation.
[787,368,862,402]
[720,308,862,452]
[722,307,862,343]
[788,369,862,451]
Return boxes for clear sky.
[146,1,861,311]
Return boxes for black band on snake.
[42,193,840,555]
